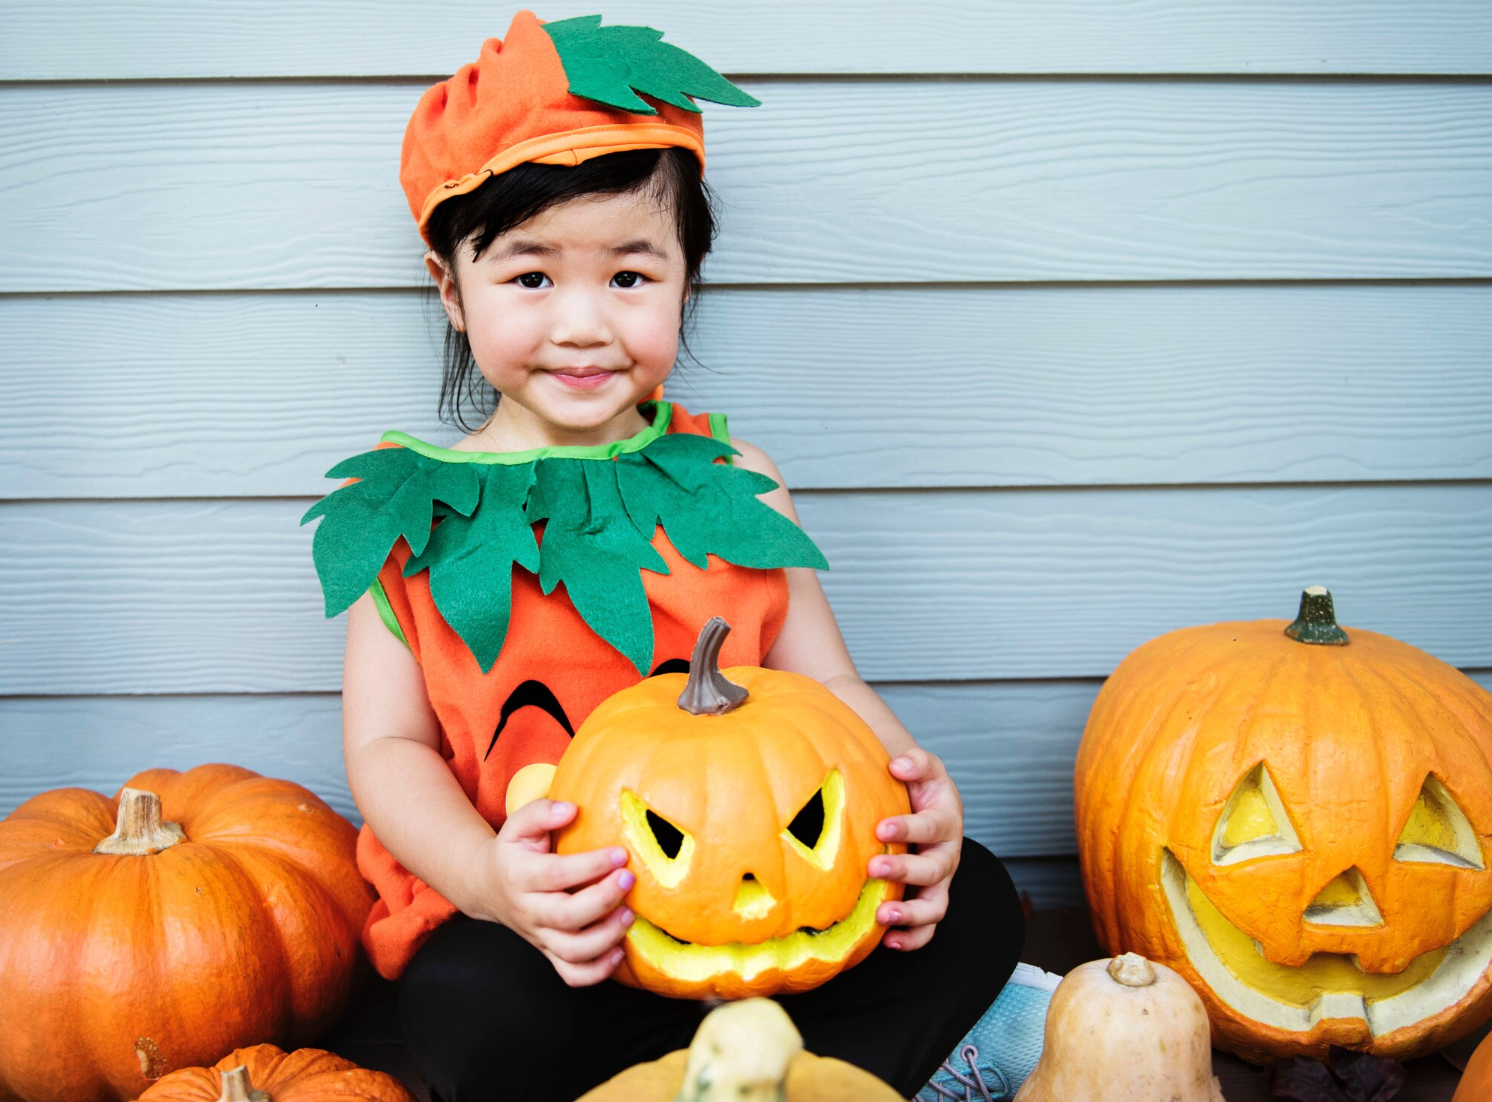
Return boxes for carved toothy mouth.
[1161,850,1492,1036]
[626,877,894,983]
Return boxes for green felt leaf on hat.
[404,463,542,674]
[527,457,669,676]
[299,447,480,618]
[542,14,761,116]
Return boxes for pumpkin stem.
[678,616,749,716]
[93,787,187,856]
[217,1066,271,1102]
[1284,585,1350,646]
[1107,952,1156,988]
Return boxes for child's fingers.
[888,748,943,783]
[533,866,636,931]
[519,844,630,893]
[500,798,576,846]
[547,945,626,988]
[869,844,957,887]
[875,807,958,846]
[541,904,635,965]
[877,883,949,930]
[885,922,937,952]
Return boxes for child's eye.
[514,272,550,289]
[612,271,648,288]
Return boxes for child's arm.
[342,592,634,985]
[729,438,966,952]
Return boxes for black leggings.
[399,838,1024,1101]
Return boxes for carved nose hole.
[1304,867,1383,927]
[733,873,776,920]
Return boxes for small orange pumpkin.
[549,617,911,999]
[136,1045,415,1102]
[0,764,376,1102]
[1076,587,1492,1063]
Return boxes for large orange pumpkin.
[135,1045,415,1102]
[548,617,911,999]
[1075,587,1492,1063]
[1452,1028,1492,1102]
[0,764,375,1102]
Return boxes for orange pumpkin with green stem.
[0,764,374,1102]
[549,616,911,999]
[1075,587,1492,1063]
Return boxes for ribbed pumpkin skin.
[550,666,910,999]
[135,1045,415,1102]
[1075,617,1492,1063]
[0,765,376,1102]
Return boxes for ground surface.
[317,908,1476,1101]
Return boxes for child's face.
[428,186,688,434]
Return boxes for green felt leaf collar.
[301,404,827,676]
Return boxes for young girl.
[307,11,1054,1100]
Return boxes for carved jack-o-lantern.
[549,617,911,999]
[1076,588,1492,1063]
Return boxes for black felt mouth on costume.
[484,679,574,761]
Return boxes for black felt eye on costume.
[787,787,827,850]
[646,809,686,859]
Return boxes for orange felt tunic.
[353,401,792,980]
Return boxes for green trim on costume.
[367,579,410,649]
[302,404,828,677]
[380,400,672,465]
[707,411,733,465]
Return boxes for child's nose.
[549,287,613,347]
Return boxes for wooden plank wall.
[3,2,1491,909]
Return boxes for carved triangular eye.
[1394,776,1484,869]
[1212,763,1303,866]
[1304,867,1383,927]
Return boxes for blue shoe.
[916,962,1061,1101]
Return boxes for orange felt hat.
[401,10,759,244]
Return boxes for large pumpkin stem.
[1284,585,1350,646]
[93,787,187,855]
[678,616,749,716]
[217,1066,271,1102]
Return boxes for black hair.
[423,146,718,432]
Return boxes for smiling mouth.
[1161,850,1492,1037]
[625,877,894,983]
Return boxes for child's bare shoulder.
[727,436,800,522]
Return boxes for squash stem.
[217,1066,271,1102]
[93,787,187,855]
[1284,585,1350,646]
[1107,952,1156,988]
[677,616,749,716]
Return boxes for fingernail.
[617,907,633,924]
[878,822,899,841]
[870,859,888,876]
[618,870,635,890]
[552,801,574,817]
[883,908,901,924]
[610,847,628,866]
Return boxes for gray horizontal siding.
[5,284,1492,498]
[3,486,1488,694]
[4,81,1491,292]
[5,1,1491,79]
[3,5,1489,910]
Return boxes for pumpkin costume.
[305,399,828,979]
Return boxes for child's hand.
[868,748,964,951]
[471,797,636,987]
